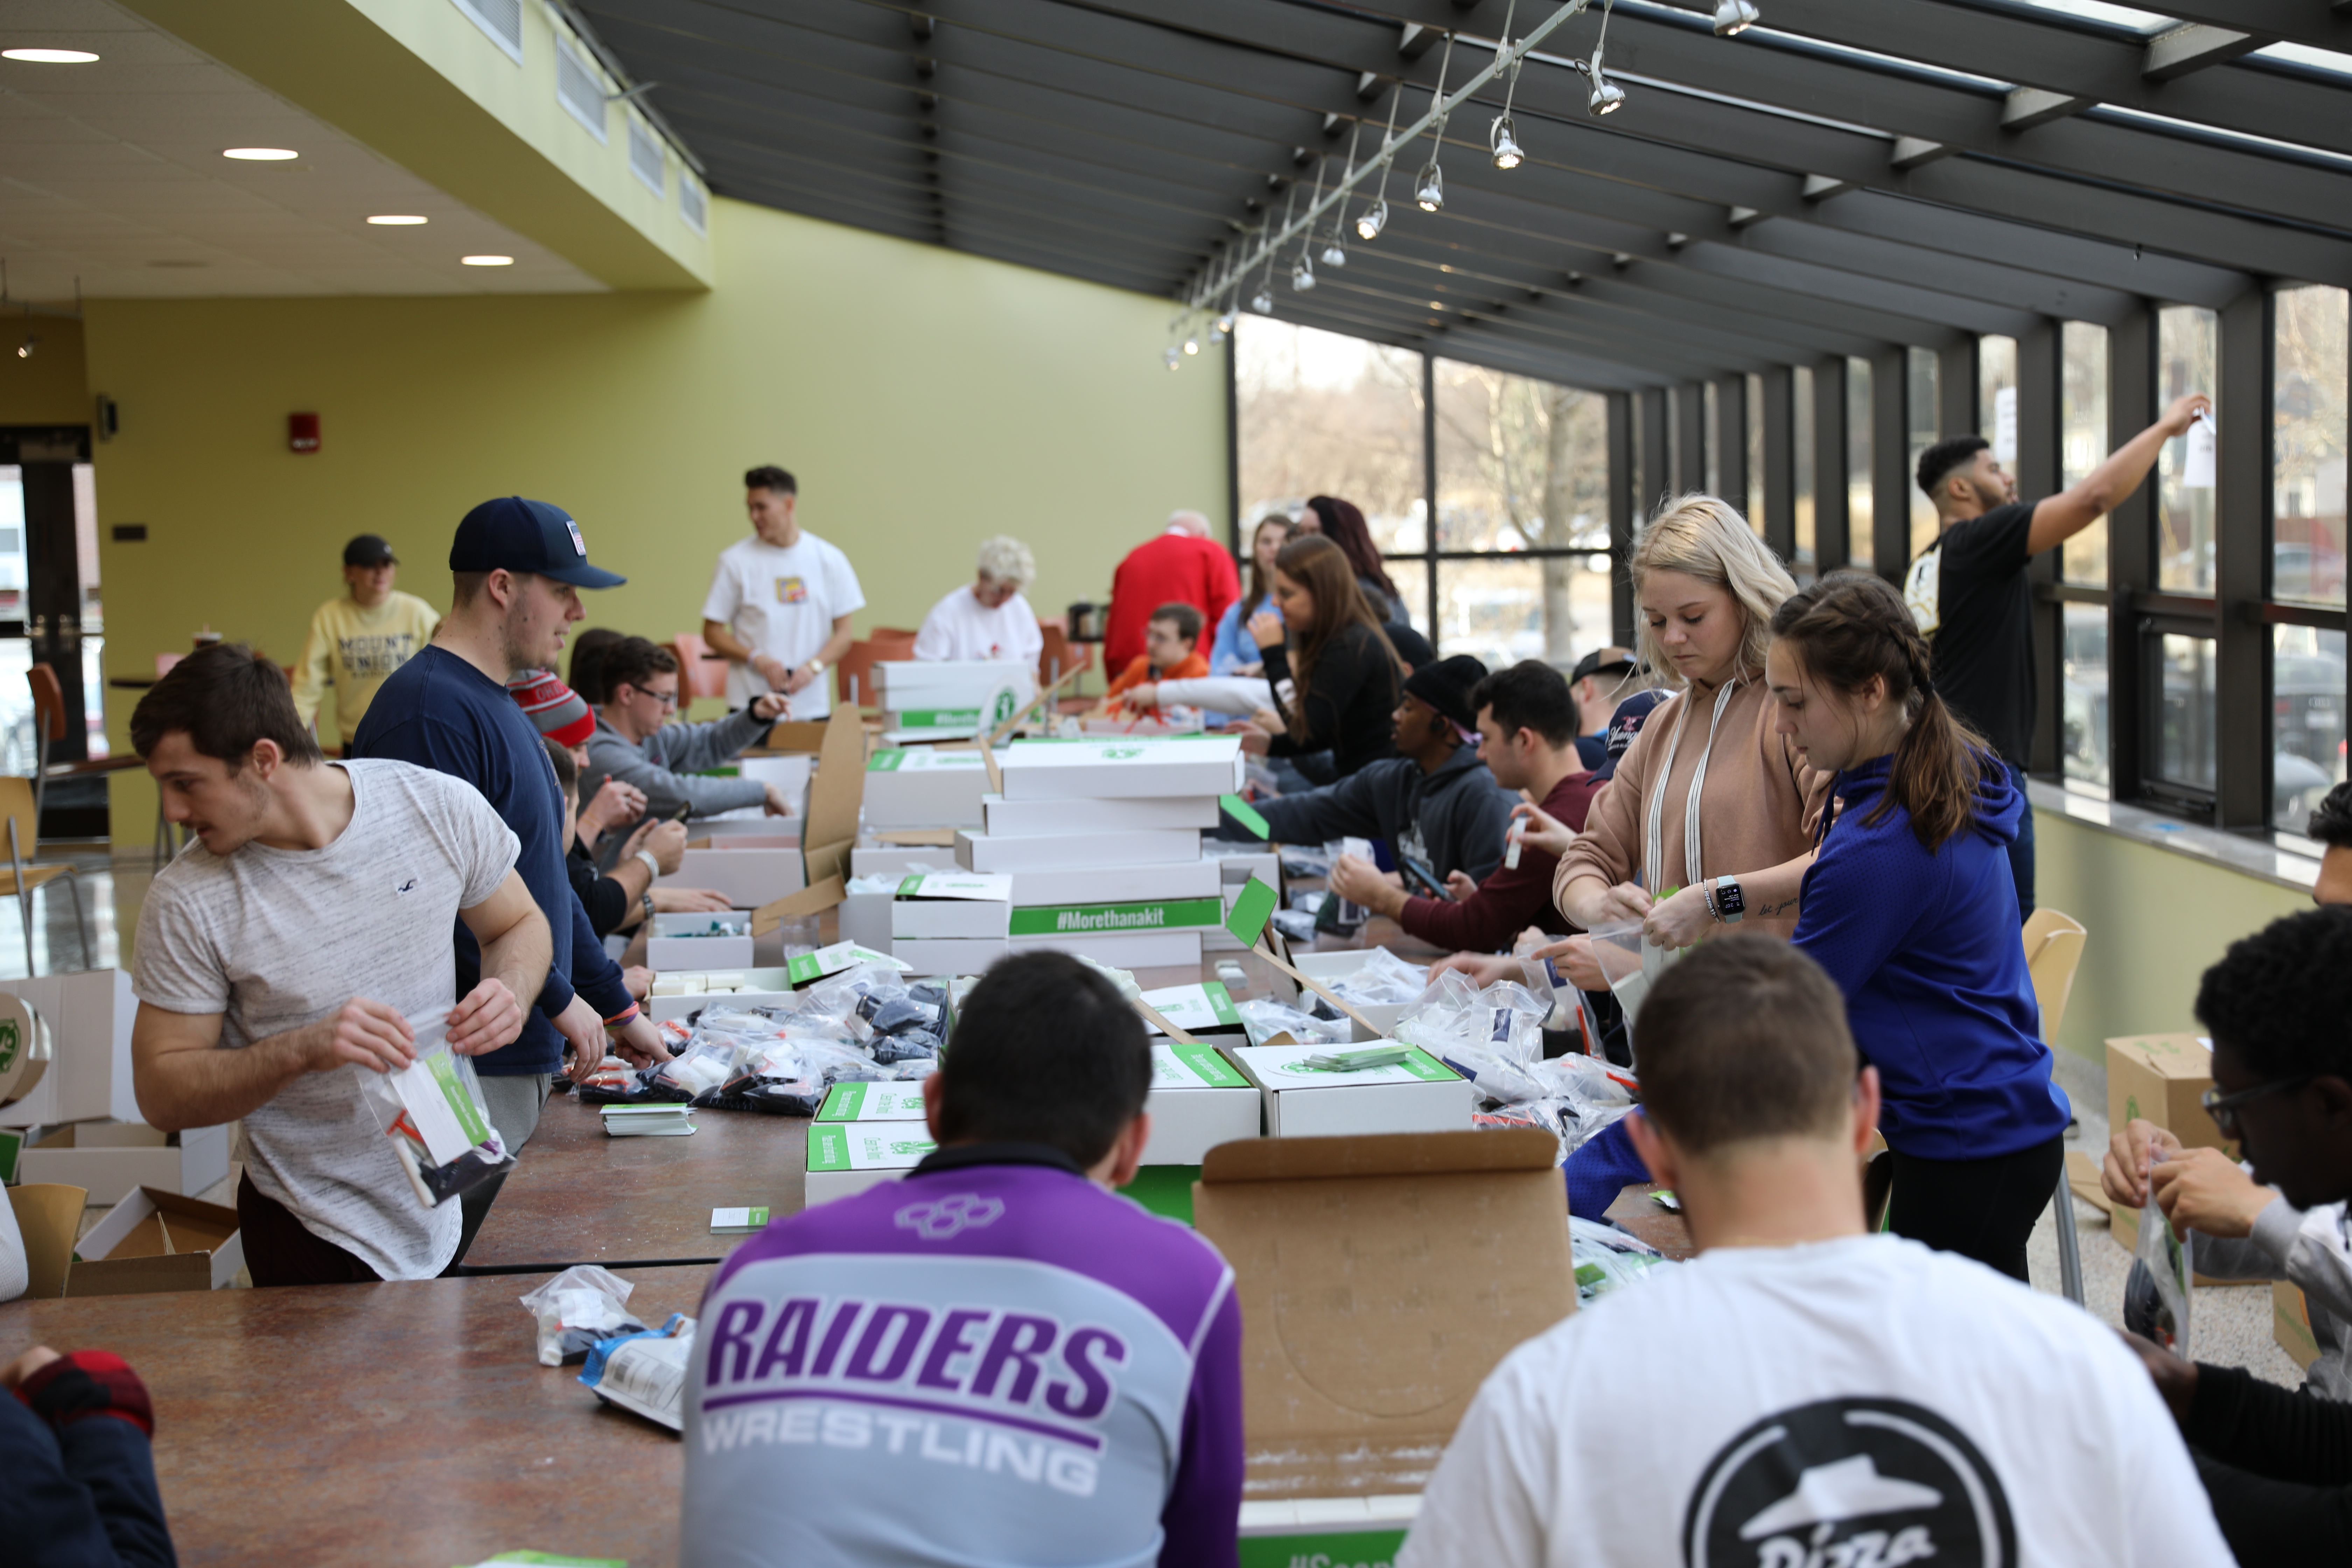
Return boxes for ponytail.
[1769,571,1988,853]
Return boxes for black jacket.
[1262,622,1400,779]
[1,1356,175,1567]
[2186,1362,2352,1563]
[1245,746,1516,883]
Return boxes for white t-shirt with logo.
[130,761,519,1280]
[1401,1234,2228,1568]
[701,531,867,715]
[912,585,1044,667]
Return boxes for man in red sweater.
[1104,511,1239,671]
[1330,659,1596,952]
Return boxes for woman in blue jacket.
[1768,570,2069,1280]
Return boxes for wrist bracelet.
[641,891,656,927]
[602,1002,639,1029]
[1702,885,1721,922]
[635,848,662,880]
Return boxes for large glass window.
[1432,359,1611,663]
[1792,364,1816,581]
[1980,335,2018,464]
[1236,315,1426,554]
[2062,602,2108,793]
[1746,372,1767,539]
[1905,347,1939,560]
[1847,357,1872,571]
[2275,624,2346,828]
[2156,632,2218,791]
[1703,382,1722,496]
[2158,305,2220,593]
[2274,285,2347,608]
[2061,321,2110,586]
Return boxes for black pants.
[2195,1450,2352,1565]
[1885,1134,2065,1283]
[238,1172,382,1286]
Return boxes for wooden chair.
[27,664,154,867]
[834,632,916,709]
[2023,906,2092,1306]
[1037,622,1091,691]
[668,631,732,703]
[0,776,91,974]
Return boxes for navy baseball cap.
[449,497,625,589]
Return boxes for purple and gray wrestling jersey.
[681,1145,1245,1568]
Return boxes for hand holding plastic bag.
[356,1011,514,1209]
[2123,1148,2193,1355]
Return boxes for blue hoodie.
[1794,752,2069,1161]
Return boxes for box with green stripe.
[1142,1040,1262,1164]
[1225,1043,1473,1139]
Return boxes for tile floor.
[11,850,2307,1387]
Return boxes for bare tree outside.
[1235,316,1425,552]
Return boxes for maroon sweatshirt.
[1398,768,1606,952]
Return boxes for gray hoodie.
[1243,744,1518,884]
[2194,1197,2352,1401]
[580,706,774,856]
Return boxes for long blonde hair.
[1629,493,1795,687]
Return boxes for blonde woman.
[912,535,1044,666]
[1549,495,1829,947]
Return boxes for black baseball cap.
[343,533,397,568]
[449,497,625,589]
[1570,647,1639,684]
[1402,653,1488,731]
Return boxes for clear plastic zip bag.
[357,1010,515,1210]
[2123,1150,2194,1356]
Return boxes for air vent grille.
[555,34,608,141]
[449,0,523,64]
[628,116,664,194]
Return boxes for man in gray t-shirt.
[127,646,553,1286]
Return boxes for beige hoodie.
[1555,676,1830,940]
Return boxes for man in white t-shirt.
[701,464,864,718]
[913,534,1045,668]
[124,644,552,1287]
[1402,934,2230,1568]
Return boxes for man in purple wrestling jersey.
[681,951,1245,1567]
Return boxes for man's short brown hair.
[1149,602,1204,646]
[601,636,680,697]
[1634,935,1858,1154]
[130,644,324,769]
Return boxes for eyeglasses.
[2199,1076,2311,1141]
[639,687,679,710]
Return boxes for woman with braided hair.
[1769,569,2069,1280]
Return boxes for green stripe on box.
[817,1083,864,1121]
[1202,981,1242,1028]
[1236,1530,1407,1568]
[807,1125,851,1172]
[1398,1046,1461,1083]
[867,750,907,772]
[1118,1165,1199,1225]
[895,708,981,727]
[1169,1040,1249,1088]
[1008,898,1224,936]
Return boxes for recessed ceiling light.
[367,215,428,226]
[223,147,299,161]
[4,48,101,63]
[461,254,514,267]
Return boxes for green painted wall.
[84,198,1227,841]
[0,316,91,427]
[2036,810,2311,1061]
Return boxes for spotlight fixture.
[1356,197,1388,241]
[3,48,100,63]
[1319,229,1348,268]
[15,335,34,360]
[1251,282,1275,313]
[1712,0,1760,35]
[1489,115,1524,170]
[222,147,299,161]
[1214,307,1237,338]
[1414,160,1445,212]
[1164,346,1182,371]
[1356,85,1403,242]
[1182,332,1200,355]
[1291,254,1315,292]
[1584,48,1625,116]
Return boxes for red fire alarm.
[288,412,321,453]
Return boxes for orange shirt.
[1105,649,1209,704]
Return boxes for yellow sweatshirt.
[291,591,441,746]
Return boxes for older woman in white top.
[913,535,1045,667]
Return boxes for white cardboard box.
[1138,982,1246,1036]
[20,1120,231,1204]
[871,659,1036,709]
[804,1121,937,1205]
[1144,1041,1262,1164]
[646,967,803,1023]
[851,844,959,878]
[1208,848,1283,889]
[840,891,894,953]
[863,748,999,829]
[0,970,139,1130]
[1008,929,1204,968]
[69,1185,245,1294]
[662,848,804,907]
[891,873,1014,938]
[956,828,1202,873]
[999,861,1222,907]
[1289,951,1412,1043]
[998,736,1246,801]
[1225,1042,1474,1138]
[644,913,755,973]
[981,793,1223,838]
[893,937,1010,974]
[814,1082,931,1122]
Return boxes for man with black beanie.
[1239,654,1517,895]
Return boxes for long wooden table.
[0,1266,708,1567]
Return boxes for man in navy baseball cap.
[449,497,626,589]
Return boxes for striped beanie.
[508,668,595,749]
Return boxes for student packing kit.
[1193,1126,1573,1550]
[863,748,997,829]
[871,659,1035,742]
[1224,1041,1474,1138]
[1141,1040,1260,1164]
[804,1120,937,1204]
[995,735,1246,800]
[980,792,1222,837]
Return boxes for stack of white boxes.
[956,736,1247,972]
[1,971,231,1204]
[869,659,1034,743]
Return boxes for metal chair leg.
[2054,1169,2085,1306]
[18,887,34,978]
[65,873,90,971]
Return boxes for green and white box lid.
[785,940,912,986]
[895,872,1013,902]
[1231,1041,1462,1087]
[807,1123,938,1172]
[1151,1040,1251,1091]
[815,1081,931,1121]
[1137,981,1245,1036]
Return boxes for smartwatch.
[1713,875,1746,924]
[640,891,656,928]
[806,657,827,677]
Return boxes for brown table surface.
[0,1265,707,1567]
[1605,1180,1697,1260]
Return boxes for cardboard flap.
[754,721,833,755]
[752,876,845,934]
[802,707,867,885]
[1192,1128,1574,1499]
[1203,1127,1557,1183]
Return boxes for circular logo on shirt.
[894,1193,1004,1240]
[1683,1398,2014,1568]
